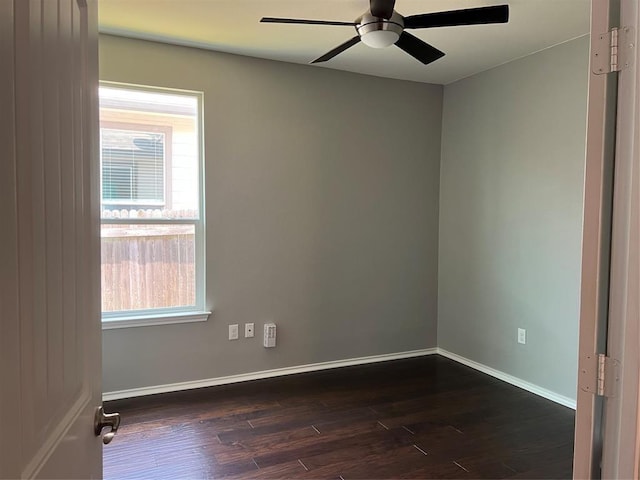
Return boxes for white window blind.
[101,129,165,205]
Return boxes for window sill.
[102,311,211,330]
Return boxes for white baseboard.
[437,348,577,410]
[103,347,577,410]
[102,348,438,401]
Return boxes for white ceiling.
[98,0,591,85]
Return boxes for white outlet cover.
[245,323,254,338]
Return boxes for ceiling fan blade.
[260,17,356,26]
[395,32,445,65]
[370,0,396,19]
[404,5,509,29]
[311,36,361,64]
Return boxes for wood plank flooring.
[103,356,575,479]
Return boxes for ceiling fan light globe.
[361,30,400,48]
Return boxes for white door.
[0,0,109,478]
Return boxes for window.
[99,84,207,327]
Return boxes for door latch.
[94,406,121,445]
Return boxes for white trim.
[101,310,211,330]
[102,347,577,410]
[600,3,640,477]
[98,82,208,318]
[437,348,577,410]
[102,348,437,401]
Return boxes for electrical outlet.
[229,324,239,340]
[245,323,254,338]
[518,328,526,345]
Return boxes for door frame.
[574,0,640,477]
[600,0,640,477]
[573,0,619,476]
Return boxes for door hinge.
[580,353,620,397]
[592,26,635,75]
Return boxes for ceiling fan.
[261,1,509,65]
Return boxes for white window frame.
[99,82,209,329]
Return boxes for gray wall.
[100,35,443,393]
[438,36,589,399]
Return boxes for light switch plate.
[229,324,239,340]
[518,328,526,344]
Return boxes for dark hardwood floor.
[103,356,575,479]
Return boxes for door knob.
[94,406,121,445]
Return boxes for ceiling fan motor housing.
[356,11,404,48]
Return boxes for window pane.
[99,86,200,219]
[101,224,196,312]
[102,129,165,204]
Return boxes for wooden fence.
[101,224,195,312]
